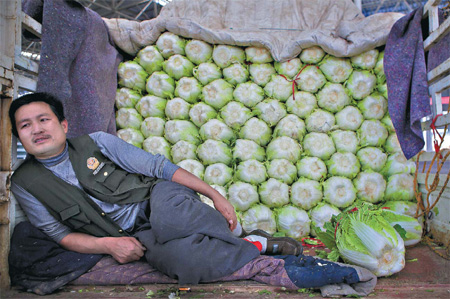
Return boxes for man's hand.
[60,233,146,264]
[103,236,146,264]
[212,194,238,231]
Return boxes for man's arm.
[172,167,238,231]
[59,232,146,264]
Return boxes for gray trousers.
[133,181,260,284]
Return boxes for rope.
[413,104,450,257]
[279,64,317,101]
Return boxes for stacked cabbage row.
[115,32,419,241]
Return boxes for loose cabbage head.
[299,46,325,64]
[143,136,171,160]
[317,83,351,113]
[249,63,276,87]
[235,159,267,184]
[164,120,201,145]
[303,132,336,160]
[177,159,204,179]
[118,61,149,91]
[273,114,306,142]
[305,109,336,133]
[117,128,144,148]
[335,106,364,131]
[291,178,323,210]
[241,204,277,235]
[295,66,327,93]
[199,119,235,145]
[323,176,357,208]
[185,39,213,65]
[220,101,253,130]
[197,140,232,166]
[141,117,166,138]
[228,182,260,211]
[239,117,272,146]
[223,63,249,85]
[285,91,317,119]
[204,163,233,186]
[233,82,265,108]
[267,159,297,185]
[232,139,266,162]
[318,55,353,83]
[266,136,302,163]
[296,157,327,181]
[354,171,386,203]
[326,152,361,179]
[156,32,186,58]
[189,103,218,127]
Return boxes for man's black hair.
[9,92,65,138]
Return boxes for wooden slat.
[0,54,13,70]
[427,57,450,84]
[15,73,37,91]
[424,16,450,51]
[21,12,41,38]
[14,55,39,74]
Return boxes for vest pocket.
[59,205,91,229]
[93,163,126,192]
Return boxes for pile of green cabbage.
[115,32,420,243]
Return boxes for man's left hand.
[212,195,238,231]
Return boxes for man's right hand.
[103,236,146,263]
[59,232,146,264]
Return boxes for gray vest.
[12,134,160,237]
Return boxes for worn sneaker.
[248,229,303,256]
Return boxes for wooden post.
[0,0,18,291]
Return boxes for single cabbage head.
[204,163,233,186]
[165,97,191,120]
[274,58,302,79]
[235,159,267,184]
[249,63,276,87]
[385,173,415,201]
[223,63,249,85]
[306,109,336,133]
[318,55,353,83]
[346,70,377,100]
[199,119,235,145]
[273,114,306,142]
[354,171,386,203]
[143,136,171,160]
[233,82,265,108]
[239,117,272,146]
[317,83,351,113]
[197,140,232,166]
[145,71,175,99]
[117,128,144,148]
[189,103,218,127]
[335,106,364,131]
[259,178,290,208]
[171,140,198,164]
[118,61,149,91]
[156,32,186,58]
[163,54,194,80]
[245,46,273,64]
[326,152,361,179]
[193,62,223,85]
[241,204,277,235]
[264,75,294,102]
[115,88,141,109]
[135,95,167,118]
[266,136,302,163]
[291,178,323,210]
[174,77,202,104]
[296,156,327,181]
[141,117,166,138]
[303,132,336,160]
[116,108,143,130]
[253,99,287,127]
[220,101,253,130]
[295,66,327,93]
[299,46,325,64]
[357,147,388,172]
[232,139,266,162]
[276,205,311,239]
[202,79,234,110]
[358,93,388,120]
[351,49,379,70]
[177,159,204,179]
[185,39,213,65]
[267,159,297,185]
[212,45,246,68]
[323,176,357,208]
[331,130,359,154]
[384,134,403,153]
[286,91,317,119]
[334,204,405,277]
[164,120,201,145]
[359,120,389,147]
[309,202,340,236]
[135,45,164,74]
[228,182,260,212]
[381,153,416,176]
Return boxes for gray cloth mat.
[22,0,122,138]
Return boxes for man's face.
[15,101,68,160]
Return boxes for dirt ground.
[2,242,449,298]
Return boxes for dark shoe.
[248,229,303,256]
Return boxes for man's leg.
[134,181,260,284]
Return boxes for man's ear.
[61,119,69,134]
